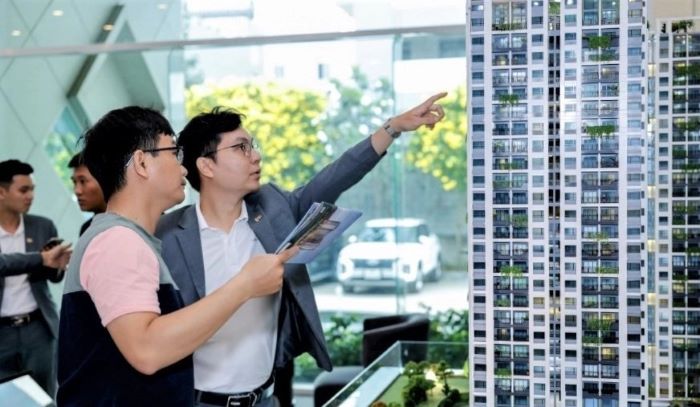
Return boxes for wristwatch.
[382,119,402,139]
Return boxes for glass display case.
[325,341,469,407]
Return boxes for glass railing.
[324,341,469,407]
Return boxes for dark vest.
[57,213,193,406]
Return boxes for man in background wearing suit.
[0,159,71,397]
[156,93,446,406]
[68,152,106,236]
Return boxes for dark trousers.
[274,361,294,407]
[0,318,56,398]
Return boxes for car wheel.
[429,256,443,282]
[341,284,355,294]
[409,265,424,293]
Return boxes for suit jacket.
[0,214,64,338]
[155,137,382,371]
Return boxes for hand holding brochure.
[275,202,362,264]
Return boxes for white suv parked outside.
[336,218,442,293]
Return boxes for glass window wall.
[1,0,467,388]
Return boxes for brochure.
[275,202,362,264]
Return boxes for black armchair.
[312,313,430,407]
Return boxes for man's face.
[148,134,188,208]
[71,165,106,213]
[0,175,34,215]
[204,128,262,195]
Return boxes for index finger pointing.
[420,92,448,108]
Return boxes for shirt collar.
[195,202,249,232]
[0,215,24,238]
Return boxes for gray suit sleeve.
[0,252,44,277]
[5,218,65,282]
[286,137,383,218]
[44,221,65,283]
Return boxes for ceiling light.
[52,9,64,17]
[11,29,21,37]
[157,3,168,10]
[102,24,114,31]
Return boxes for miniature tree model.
[401,361,436,406]
[434,361,453,397]
[433,361,462,406]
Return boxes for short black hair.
[68,152,84,169]
[0,159,33,187]
[178,107,244,191]
[82,106,175,201]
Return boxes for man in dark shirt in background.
[68,153,106,235]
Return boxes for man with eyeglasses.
[155,94,446,407]
[57,106,297,406]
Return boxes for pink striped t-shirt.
[80,226,161,326]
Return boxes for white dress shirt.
[0,216,39,316]
[194,203,280,393]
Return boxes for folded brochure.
[275,202,362,264]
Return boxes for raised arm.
[370,92,447,155]
[282,92,448,217]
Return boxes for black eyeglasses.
[203,139,258,158]
[124,146,184,168]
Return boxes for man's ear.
[196,156,214,181]
[131,150,149,178]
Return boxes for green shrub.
[294,314,362,382]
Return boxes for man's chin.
[165,191,186,209]
[175,191,186,204]
[250,181,261,192]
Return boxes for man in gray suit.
[0,159,71,397]
[156,93,446,406]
